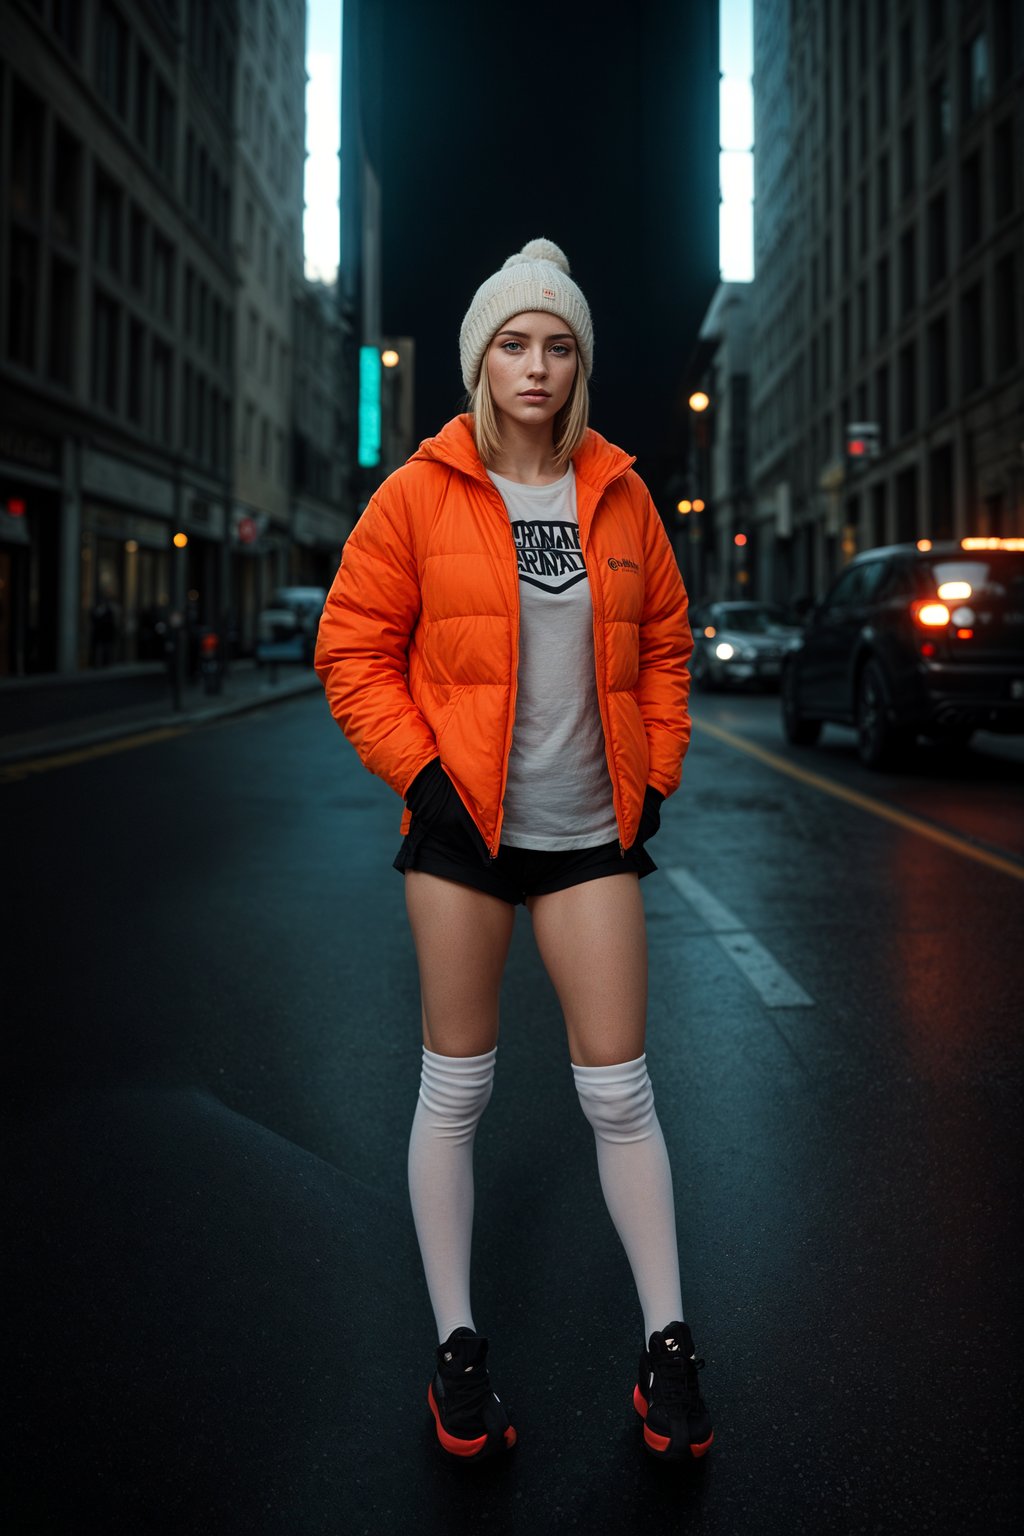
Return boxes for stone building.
[0,0,238,676]
[291,277,352,588]
[748,0,1023,605]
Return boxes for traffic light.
[845,421,880,464]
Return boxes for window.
[841,299,851,371]
[151,340,171,439]
[857,280,868,359]
[92,289,120,411]
[135,46,152,149]
[841,200,851,275]
[927,193,947,287]
[197,376,207,462]
[876,58,888,130]
[93,170,123,274]
[875,362,889,442]
[155,83,175,179]
[48,258,76,386]
[152,234,173,321]
[900,120,914,197]
[130,206,146,291]
[898,18,912,90]
[961,282,982,393]
[928,77,950,165]
[242,400,254,457]
[53,0,82,57]
[994,118,1014,222]
[127,318,145,422]
[899,224,915,315]
[927,314,949,414]
[198,283,209,350]
[260,417,270,472]
[258,223,268,280]
[961,151,982,253]
[876,254,890,338]
[898,341,916,436]
[877,152,889,230]
[97,4,129,119]
[994,255,1017,376]
[184,266,194,336]
[7,231,39,367]
[244,198,254,251]
[243,68,253,137]
[858,177,868,255]
[10,79,45,222]
[247,308,258,366]
[52,127,82,245]
[963,31,989,118]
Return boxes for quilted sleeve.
[635,489,694,797]
[314,487,438,799]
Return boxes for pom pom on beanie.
[459,238,593,393]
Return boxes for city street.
[5,686,1022,1534]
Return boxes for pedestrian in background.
[315,239,712,1464]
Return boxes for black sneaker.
[633,1320,714,1460]
[427,1327,517,1461]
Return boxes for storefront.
[0,425,62,676]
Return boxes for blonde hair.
[469,355,590,471]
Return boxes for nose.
[526,348,548,379]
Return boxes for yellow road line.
[694,717,1024,884]
[0,725,189,782]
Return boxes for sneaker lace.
[654,1351,705,1413]
[445,1362,492,1418]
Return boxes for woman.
[314,239,713,1465]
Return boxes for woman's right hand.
[405,757,486,854]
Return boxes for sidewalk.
[0,660,323,767]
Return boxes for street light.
[381,348,400,368]
[688,391,710,413]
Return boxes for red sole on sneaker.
[634,1384,714,1460]
[427,1382,516,1459]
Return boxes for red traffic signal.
[733,533,748,547]
[6,497,26,517]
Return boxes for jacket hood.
[408,413,635,495]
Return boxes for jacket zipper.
[580,495,628,855]
[483,482,521,859]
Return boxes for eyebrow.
[496,330,575,341]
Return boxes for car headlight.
[715,641,735,660]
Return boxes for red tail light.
[912,600,951,628]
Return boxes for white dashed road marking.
[664,867,815,1009]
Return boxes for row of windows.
[240,199,288,304]
[184,130,231,252]
[184,266,232,376]
[185,0,235,116]
[754,250,1019,474]
[96,2,176,180]
[239,71,299,196]
[240,402,288,485]
[758,115,1016,378]
[833,2,1019,114]
[244,308,289,391]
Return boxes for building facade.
[291,277,352,587]
[0,0,238,676]
[749,0,1023,606]
[231,0,307,649]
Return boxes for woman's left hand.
[638,784,664,844]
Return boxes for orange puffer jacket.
[314,413,693,856]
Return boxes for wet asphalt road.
[5,686,1023,1534]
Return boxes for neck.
[487,416,565,484]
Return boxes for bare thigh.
[404,871,516,1056]
[527,873,648,1066]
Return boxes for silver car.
[689,602,803,691]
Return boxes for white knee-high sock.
[408,1045,497,1343]
[572,1054,685,1343]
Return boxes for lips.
[518,391,550,400]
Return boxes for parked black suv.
[781,540,1024,767]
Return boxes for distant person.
[315,240,711,1464]
[90,593,121,667]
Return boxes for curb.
[0,674,322,768]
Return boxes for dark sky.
[360,0,720,504]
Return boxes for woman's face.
[484,311,578,427]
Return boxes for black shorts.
[393,823,657,906]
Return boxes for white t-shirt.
[486,464,618,850]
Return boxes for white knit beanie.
[459,237,593,393]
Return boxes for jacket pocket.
[433,685,466,750]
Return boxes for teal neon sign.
[358,345,381,467]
